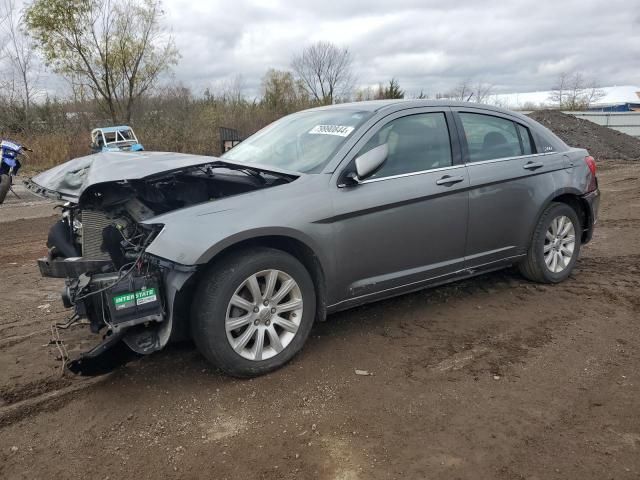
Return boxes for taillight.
[584,155,597,191]
[584,155,597,176]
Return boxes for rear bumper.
[581,188,600,244]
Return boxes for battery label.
[113,288,157,310]
[135,288,157,305]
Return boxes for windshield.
[222,109,373,173]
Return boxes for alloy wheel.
[544,215,576,273]
[225,269,303,361]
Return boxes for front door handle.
[523,161,544,171]
[436,175,465,186]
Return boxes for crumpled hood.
[25,151,298,202]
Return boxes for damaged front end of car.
[40,201,174,375]
[26,151,298,375]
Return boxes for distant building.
[584,86,640,111]
[489,85,640,111]
[219,127,244,153]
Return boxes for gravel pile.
[527,110,640,161]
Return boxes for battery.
[105,274,163,327]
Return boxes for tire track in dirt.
[0,376,108,428]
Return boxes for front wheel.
[192,247,316,378]
[519,202,582,283]
[0,174,11,204]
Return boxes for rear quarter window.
[516,123,535,155]
[459,113,524,162]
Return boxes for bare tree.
[582,79,606,108]
[565,71,586,110]
[448,79,474,101]
[291,41,354,105]
[1,0,38,126]
[220,74,246,105]
[261,69,306,112]
[354,85,376,102]
[445,79,492,103]
[473,81,494,104]
[26,0,179,123]
[0,5,7,52]
[549,71,605,110]
[549,72,569,108]
[0,4,13,101]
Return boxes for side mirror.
[354,143,388,181]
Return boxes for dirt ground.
[527,110,640,162]
[1,161,639,480]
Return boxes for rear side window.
[358,112,452,179]
[459,113,526,162]
[516,123,535,155]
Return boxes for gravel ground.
[0,160,639,479]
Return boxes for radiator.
[81,210,112,260]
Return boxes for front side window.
[459,113,527,162]
[357,112,452,179]
[118,129,134,141]
[223,109,373,173]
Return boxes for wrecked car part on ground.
[28,151,298,375]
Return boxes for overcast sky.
[30,0,640,99]
[161,0,640,98]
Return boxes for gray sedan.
[30,100,600,377]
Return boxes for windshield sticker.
[308,125,355,137]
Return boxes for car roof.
[92,126,134,134]
[307,99,529,120]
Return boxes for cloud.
[29,0,640,98]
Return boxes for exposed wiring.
[50,321,69,375]
[70,229,155,304]
[116,220,145,248]
[55,313,81,330]
[71,255,139,303]
[100,288,113,330]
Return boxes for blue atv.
[0,140,31,204]
[90,126,144,153]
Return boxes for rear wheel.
[192,247,316,377]
[0,174,11,204]
[519,202,582,283]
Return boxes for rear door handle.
[523,161,544,171]
[436,175,465,186]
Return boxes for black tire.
[519,202,582,283]
[0,174,10,204]
[191,247,316,378]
